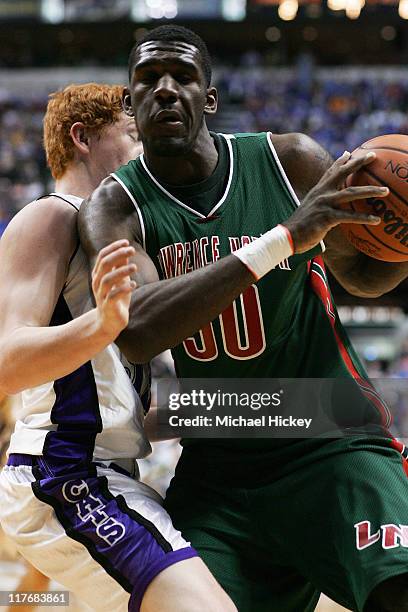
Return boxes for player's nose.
[154,74,178,104]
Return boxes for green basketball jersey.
[113,132,389,444]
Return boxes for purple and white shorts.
[0,455,197,611]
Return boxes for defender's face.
[128,40,211,156]
[91,113,142,175]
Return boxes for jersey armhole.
[37,193,81,268]
[38,193,81,212]
[110,173,146,251]
[266,132,326,254]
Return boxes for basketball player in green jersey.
[79,26,408,612]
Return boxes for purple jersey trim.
[42,293,101,475]
[129,547,198,611]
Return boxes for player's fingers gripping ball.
[341,134,408,262]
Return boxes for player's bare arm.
[0,198,135,394]
[321,223,408,297]
[79,155,386,364]
[275,132,408,297]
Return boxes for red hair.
[43,82,124,179]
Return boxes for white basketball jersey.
[8,193,151,465]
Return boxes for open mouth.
[160,118,182,125]
[155,110,183,125]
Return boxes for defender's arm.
[275,132,408,297]
[0,199,131,395]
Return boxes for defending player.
[0,83,236,612]
[78,27,408,612]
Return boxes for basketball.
[341,134,408,262]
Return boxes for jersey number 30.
[183,285,266,361]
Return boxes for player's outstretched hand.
[282,151,389,254]
[92,239,137,339]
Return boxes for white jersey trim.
[49,192,83,210]
[138,133,235,220]
[266,132,326,254]
[110,173,146,251]
[207,135,234,217]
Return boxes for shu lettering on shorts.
[62,479,126,546]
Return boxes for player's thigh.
[140,556,237,612]
[264,439,408,612]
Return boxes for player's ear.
[204,87,218,116]
[122,88,134,117]
[70,122,90,155]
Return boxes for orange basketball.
[341,134,408,262]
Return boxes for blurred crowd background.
[3,65,408,223]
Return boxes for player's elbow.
[0,340,24,394]
[337,279,385,299]
[328,261,388,298]
[116,324,160,364]
[348,288,384,299]
[0,369,22,396]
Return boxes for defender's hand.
[92,239,137,339]
[282,151,389,254]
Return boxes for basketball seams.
[357,167,408,209]
[360,144,408,156]
[359,133,408,150]
[347,222,408,257]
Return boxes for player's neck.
[54,163,100,199]
[144,126,218,186]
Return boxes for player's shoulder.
[81,175,135,220]
[270,132,333,198]
[0,195,79,267]
[270,132,324,163]
[78,175,143,246]
[86,175,131,205]
[2,195,77,241]
[21,193,78,213]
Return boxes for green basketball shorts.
[164,436,408,612]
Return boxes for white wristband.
[233,224,294,280]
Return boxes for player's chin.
[150,136,193,157]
